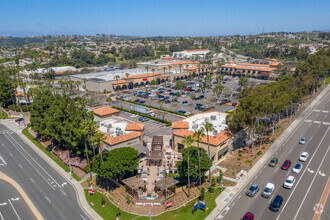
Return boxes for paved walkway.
[0,171,44,220]
[313,177,330,220]
[206,84,330,220]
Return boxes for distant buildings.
[173,49,210,59]
[299,44,328,54]
[220,59,283,79]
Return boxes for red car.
[281,160,291,170]
[184,88,189,91]
[243,212,254,220]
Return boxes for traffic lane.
[0,132,89,220]
[220,118,325,219]
[255,124,330,220]
[0,180,34,220]
[275,126,330,220]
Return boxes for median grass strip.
[84,189,138,220]
[22,127,81,181]
[113,106,172,126]
[326,76,330,85]
[121,99,187,117]
[0,110,8,119]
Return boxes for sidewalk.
[0,120,102,220]
[206,84,330,220]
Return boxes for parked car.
[232,102,238,106]
[246,183,259,197]
[262,183,275,198]
[134,99,140,103]
[269,195,283,212]
[139,117,150,122]
[299,137,307,144]
[165,100,171,104]
[242,212,254,220]
[172,98,178,102]
[177,110,186,114]
[269,157,278,167]
[292,163,303,173]
[283,175,296,189]
[182,101,188,104]
[281,160,291,170]
[139,100,145,103]
[299,152,309,162]
[130,114,139,118]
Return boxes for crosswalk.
[304,120,330,125]
[314,109,329,113]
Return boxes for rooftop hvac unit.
[211,115,217,120]
[204,118,209,123]
[101,123,104,127]
[116,127,122,131]
[107,128,111,133]
[116,130,123,136]
[107,124,112,128]
[192,124,198,130]
[213,130,218,135]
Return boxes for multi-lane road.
[219,91,330,220]
[0,123,90,220]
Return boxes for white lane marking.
[314,109,321,112]
[268,194,275,204]
[238,195,241,199]
[308,168,315,173]
[314,121,321,124]
[45,196,51,203]
[276,126,330,220]
[310,136,313,141]
[61,182,67,187]
[275,167,279,173]
[0,202,7,206]
[9,153,12,157]
[231,202,235,207]
[0,212,4,220]
[0,155,6,165]
[289,148,293,153]
[8,199,21,220]
[322,122,330,125]
[30,178,35,183]
[80,214,87,220]
[321,110,329,113]
[293,144,330,220]
[18,164,22,168]
[1,143,4,147]
[11,198,19,201]
[319,171,326,177]
[305,119,312,123]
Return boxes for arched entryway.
[115,86,121,91]
[157,78,160,84]
[128,82,133,89]
[122,84,127,90]
[176,77,180,80]
[134,83,139,88]
[146,81,150,85]
[161,79,165,83]
[140,82,145,86]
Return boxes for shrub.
[83,165,90,173]
[239,153,242,157]
[262,147,265,149]
[9,104,30,112]
[211,177,216,187]
[208,187,214,193]
[257,151,262,156]
[245,160,252,164]
[199,187,205,201]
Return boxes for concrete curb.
[206,84,330,220]
[16,130,102,220]
[0,171,44,220]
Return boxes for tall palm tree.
[203,122,214,183]
[179,64,183,75]
[182,135,194,199]
[82,78,88,89]
[125,73,130,78]
[193,128,205,187]
[145,65,150,77]
[151,68,155,74]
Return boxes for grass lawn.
[0,110,8,119]
[22,127,81,181]
[84,189,138,220]
[137,188,224,220]
[325,76,330,85]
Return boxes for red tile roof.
[93,106,120,117]
[123,72,161,79]
[98,130,141,146]
[172,61,200,65]
[172,121,189,129]
[112,80,127,85]
[125,123,144,131]
[186,49,209,52]
[14,91,24,97]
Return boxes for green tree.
[193,128,205,187]
[203,122,214,182]
[175,81,187,90]
[92,147,139,182]
[145,65,150,77]
[238,76,249,88]
[213,84,225,98]
[0,67,15,107]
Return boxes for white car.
[299,137,306,144]
[299,152,309,162]
[130,114,138,118]
[262,182,275,198]
[283,176,296,189]
[292,163,303,173]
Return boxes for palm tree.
[82,78,88,90]
[151,68,155,74]
[75,81,81,91]
[182,135,194,199]
[163,66,166,75]
[145,65,150,77]
[125,73,130,78]
[203,122,214,183]
[179,64,183,75]
[115,75,120,84]
[106,97,112,106]
[193,128,205,187]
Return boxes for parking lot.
[116,75,272,116]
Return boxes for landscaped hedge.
[113,106,172,126]
[121,99,188,117]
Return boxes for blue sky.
[0,0,329,36]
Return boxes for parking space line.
[8,199,21,220]
[0,212,3,220]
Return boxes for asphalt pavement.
[0,180,34,220]
[217,90,330,220]
[0,124,90,220]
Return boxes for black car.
[134,99,140,103]
[139,117,149,122]
[165,100,171,104]
[269,195,283,212]
[139,100,145,103]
